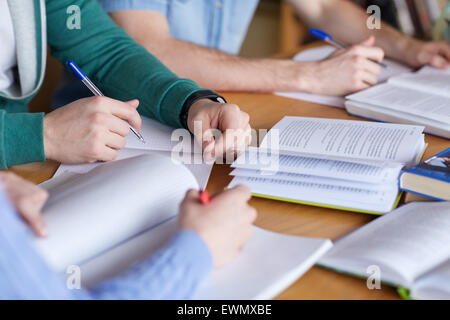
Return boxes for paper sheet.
[52,116,213,189]
[78,218,332,300]
[275,46,412,108]
[35,154,199,272]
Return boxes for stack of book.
[228,116,426,215]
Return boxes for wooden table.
[9,88,450,301]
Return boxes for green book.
[318,202,450,300]
[229,116,426,214]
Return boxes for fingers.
[107,115,131,137]
[360,36,376,47]
[429,53,449,69]
[348,36,384,63]
[101,98,142,131]
[215,185,252,204]
[211,105,251,158]
[1,173,49,237]
[105,132,127,150]
[21,209,48,238]
[96,146,118,162]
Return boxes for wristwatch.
[179,90,227,130]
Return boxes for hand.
[178,185,257,268]
[298,36,384,96]
[0,172,48,237]
[403,39,450,69]
[187,99,252,162]
[43,97,142,164]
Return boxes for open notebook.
[319,202,450,300]
[275,46,412,108]
[37,154,332,300]
[346,66,450,138]
[229,116,426,214]
[54,116,213,189]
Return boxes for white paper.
[78,218,332,300]
[35,154,199,272]
[262,116,425,166]
[320,202,450,287]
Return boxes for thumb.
[125,99,140,109]
[360,36,375,47]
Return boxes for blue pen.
[309,28,387,68]
[67,60,146,144]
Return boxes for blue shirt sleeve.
[98,0,169,14]
[0,188,212,300]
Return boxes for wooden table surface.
[9,77,450,301]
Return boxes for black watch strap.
[180,90,227,130]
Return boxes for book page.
[412,260,450,300]
[228,176,399,213]
[389,66,450,98]
[232,152,403,184]
[52,148,213,190]
[262,116,424,165]
[319,202,450,287]
[230,168,397,191]
[79,218,332,300]
[35,154,199,272]
[275,46,411,108]
[347,83,450,125]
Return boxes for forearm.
[109,11,308,93]
[287,0,413,61]
[46,0,202,128]
[137,37,305,93]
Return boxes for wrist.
[180,90,226,132]
[43,115,56,161]
[391,36,422,66]
[287,61,321,93]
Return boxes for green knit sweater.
[0,0,203,169]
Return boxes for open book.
[346,66,450,138]
[275,45,412,108]
[36,154,332,300]
[54,116,212,189]
[319,202,450,300]
[229,116,426,214]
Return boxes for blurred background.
[31,0,450,113]
[241,0,449,57]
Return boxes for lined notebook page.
[36,154,199,272]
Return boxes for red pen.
[199,189,211,204]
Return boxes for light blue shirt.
[0,187,212,299]
[98,0,260,55]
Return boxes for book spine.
[406,0,426,38]
[393,0,416,35]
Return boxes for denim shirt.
[98,0,260,55]
[0,186,212,299]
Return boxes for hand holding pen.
[67,60,146,143]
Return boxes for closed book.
[400,148,450,201]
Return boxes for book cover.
[403,148,450,184]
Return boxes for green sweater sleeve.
[0,110,46,169]
[45,0,202,128]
